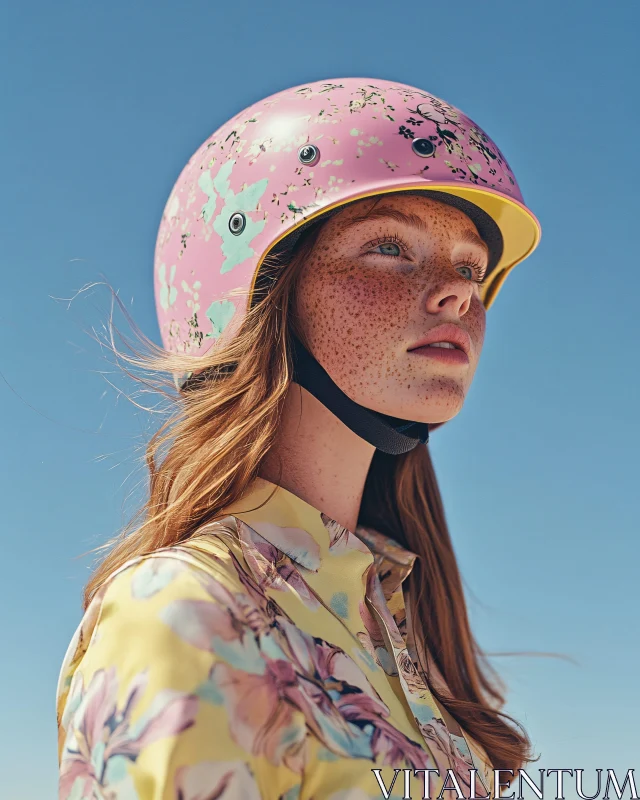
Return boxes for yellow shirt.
[57,477,495,799]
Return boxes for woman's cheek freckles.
[338,271,405,317]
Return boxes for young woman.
[56,78,541,800]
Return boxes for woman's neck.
[258,381,376,533]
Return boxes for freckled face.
[293,194,488,424]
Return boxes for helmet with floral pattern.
[154,78,540,443]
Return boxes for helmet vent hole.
[229,212,246,235]
[298,144,320,166]
[411,138,436,158]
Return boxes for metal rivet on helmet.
[229,212,246,235]
[411,138,436,158]
[298,144,320,166]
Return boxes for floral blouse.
[57,477,495,799]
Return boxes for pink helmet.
[154,77,541,412]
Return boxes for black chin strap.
[290,334,429,455]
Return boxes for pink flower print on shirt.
[396,649,429,697]
[236,519,320,609]
[358,598,397,676]
[59,667,198,800]
[239,518,321,570]
[321,513,372,556]
[159,549,437,774]
[418,717,480,797]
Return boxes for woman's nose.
[423,274,475,317]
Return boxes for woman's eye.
[374,242,401,257]
[455,265,474,280]
[455,263,485,283]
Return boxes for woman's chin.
[347,379,467,424]
[388,383,466,423]
[405,406,461,425]
[367,396,464,425]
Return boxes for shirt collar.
[354,523,417,598]
[220,477,417,592]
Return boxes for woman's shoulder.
[56,518,302,798]
[56,518,248,738]
[64,518,244,635]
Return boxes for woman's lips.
[408,344,470,365]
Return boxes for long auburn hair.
[83,208,538,774]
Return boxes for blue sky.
[1,1,638,796]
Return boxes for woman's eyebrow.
[458,229,489,254]
[340,206,489,253]
[340,207,429,234]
